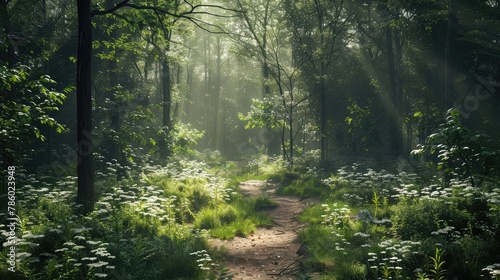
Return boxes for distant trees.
[235,0,500,166]
[284,0,353,164]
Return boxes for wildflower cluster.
[0,160,228,279]
[483,263,500,279]
[190,250,214,271]
[321,203,351,237]
[367,240,421,280]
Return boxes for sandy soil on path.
[209,180,316,279]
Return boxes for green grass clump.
[231,218,256,237]
[277,177,328,198]
[251,196,278,210]
[201,198,274,239]
[210,218,257,239]
[210,225,237,239]
[298,204,325,224]
[195,208,222,229]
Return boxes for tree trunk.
[289,85,294,168]
[76,0,95,214]
[214,36,222,151]
[184,47,193,122]
[385,24,401,157]
[320,78,327,164]
[444,0,457,111]
[160,55,171,157]
[394,24,405,157]
[203,34,211,148]
[106,0,125,178]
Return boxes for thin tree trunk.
[106,0,125,178]
[203,34,211,148]
[289,86,294,168]
[76,0,95,214]
[385,24,400,157]
[160,55,171,157]
[444,0,457,111]
[320,79,327,164]
[394,24,404,157]
[184,47,192,122]
[214,37,222,151]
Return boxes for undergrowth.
[0,156,272,279]
[295,162,500,280]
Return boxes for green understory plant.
[411,108,500,188]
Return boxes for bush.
[391,198,472,239]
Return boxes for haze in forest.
[1,0,500,279]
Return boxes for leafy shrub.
[0,64,67,166]
[412,108,500,188]
[391,198,472,239]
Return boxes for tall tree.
[76,0,94,213]
[233,0,280,155]
[234,0,273,97]
[284,0,353,164]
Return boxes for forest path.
[209,180,316,279]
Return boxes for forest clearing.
[1,0,500,279]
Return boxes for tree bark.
[160,55,171,157]
[105,0,125,178]
[214,36,222,151]
[385,24,401,157]
[76,0,95,214]
[394,23,405,157]
[203,34,211,148]
[444,0,457,111]
[320,78,327,163]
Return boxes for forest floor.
[209,180,320,279]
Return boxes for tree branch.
[91,0,130,17]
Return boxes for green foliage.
[294,162,500,279]
[277,173,328,199]
[0,160,245,279]
[372,192,380,218]
[428,248,447,280]
[412,108,500,188]
[251,196,278,210]
[344,98,380,154]
[238,95,285,130]
[391,198,470,239]
[0,64,67,163]
[243,154,288,176]
[169,122,205,154]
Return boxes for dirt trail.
[210,180,315,279]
